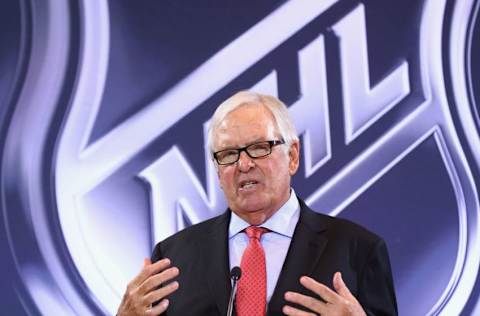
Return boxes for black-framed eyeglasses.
[213,140,285,165]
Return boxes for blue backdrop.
[1,0,480,315]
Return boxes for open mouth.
[239,180,258,190]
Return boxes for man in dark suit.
[117,91,397,316]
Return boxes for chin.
[237,200,269,214]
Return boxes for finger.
[299,276,337,303]
[284,291,324,313]
[131,258,172,288]
[140,266,180,294]
[144,258,152,267]
[282,305,316,316]
[333,272,355,300]
[146,299,169,315]
[145,281,179,305]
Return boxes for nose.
[237,151,255,172]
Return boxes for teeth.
[241,181,256,189]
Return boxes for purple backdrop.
[1,0,480,315]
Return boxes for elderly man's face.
[213,103,299,225]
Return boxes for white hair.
[207,91,299,156]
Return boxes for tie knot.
[245,226,268,240]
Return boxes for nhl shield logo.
[1,0,479,315]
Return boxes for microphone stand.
[227,267,242,316]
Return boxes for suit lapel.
[268,201,328,314]
[204,211,231,315]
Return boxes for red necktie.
[236,226,268,316]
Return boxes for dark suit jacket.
[151,199,397,316]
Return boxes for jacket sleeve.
[151,242,163,263]
[149,242,170,314]
[359,238,398,316]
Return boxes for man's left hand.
[283,272,366,316]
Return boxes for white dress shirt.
[228,189,300,302]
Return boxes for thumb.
[143,258,152,267]
[333,272,354,299]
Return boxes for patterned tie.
[236,226,268,316]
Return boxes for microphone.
[226,266,242,316]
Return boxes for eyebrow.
[215,138,270,151]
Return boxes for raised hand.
[283,272,366,316]
[117,258,180,316]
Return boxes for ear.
[288,141,300,176]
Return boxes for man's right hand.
[117,258,180,316]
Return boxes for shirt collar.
[228,189,300,239]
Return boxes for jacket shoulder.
[151,212,228,261]
[326,215,381,242]
[299,198,382,244]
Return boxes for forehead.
[213,103,278,148]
